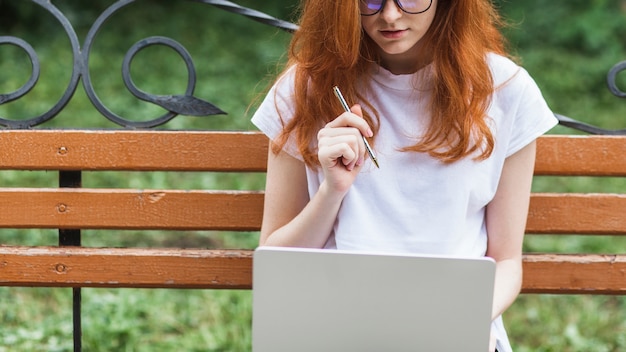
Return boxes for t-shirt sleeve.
[505,68,558,157]
[250,67,303,161]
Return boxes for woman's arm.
[259,105,372,248]
[485,140,537,320]
[258,144,344,247]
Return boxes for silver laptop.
[252,246,496,352]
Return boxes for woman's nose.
[379,0,404,22]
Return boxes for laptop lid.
[252,246,496,352]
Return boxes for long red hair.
[272,0,509,166]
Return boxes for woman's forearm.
[491,258,523,320]
[261,181,346,248]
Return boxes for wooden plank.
[526,193,626,234]
[0,188,264,231]
[3,189,626,235]
[2,247,625,294]
[0,246,253,289]
[0,131,624,176]
[0,130,269,172]
[522,253,626,294]
[535,135,626,176]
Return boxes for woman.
[251,0,558,350]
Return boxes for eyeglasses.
[360,0,433,16]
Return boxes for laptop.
[252,246,496,352]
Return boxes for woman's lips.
[380,29,407,39]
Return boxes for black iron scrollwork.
[0,0,294,128]
[0,0,623,133]
[0,37,39,106]
[123,37,226,115]
[81,0,230,128]
[0,0,81,128]
[607,61,626,99]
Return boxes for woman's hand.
[317,104,373,194]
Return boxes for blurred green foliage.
[498,0,626,132]
[0,0,625,351]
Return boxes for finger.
[319,143,358,170]
[321,127,365,169]
[318,134,362,171]
[326,110,373,138]
[318,133,361,159]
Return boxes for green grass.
[507,295,626,352]
[0,287,254,352]
[1,1,626,351]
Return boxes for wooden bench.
[1,129,625,294]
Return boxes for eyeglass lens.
[361,0,431,15]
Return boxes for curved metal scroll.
[0,0,81,128]
[0,37,39,105]
[82,0,229,128]
[123,37,226,116]
[82,0,227,128]
[607,60,626,98]
[0,0,294,128]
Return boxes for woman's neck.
[379,42,432,75]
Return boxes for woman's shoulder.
[270,64,298,93]
[487,53,535,91]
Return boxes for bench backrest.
[0,130,625,294]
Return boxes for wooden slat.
[522,253,626,294]
[535,135,626,176]
[11,188,624,235]
[0,188,264,230]
[2,247,625,294]
[0,131,623,175]
[0,132,623,175]
[526,193,626,234]
[0,246,253,289]
[0,130,269,172]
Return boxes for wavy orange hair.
[272,0,509,166]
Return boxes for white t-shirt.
[251,53,558,351]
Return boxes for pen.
[332,86,380,168]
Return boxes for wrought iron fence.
[0,0,296,129]
[1,0,624,131]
